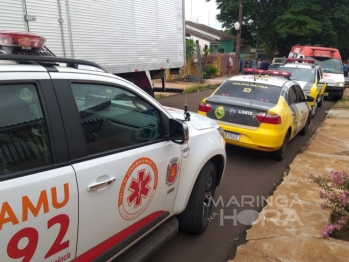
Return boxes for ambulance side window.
[0,83,52,177]
[70,83,163,155]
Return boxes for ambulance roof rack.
[0,54,108,72]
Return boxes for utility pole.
[256,18,259,59]
[191,0,193,21]
[234,0,243,75]
[196,40,204,83]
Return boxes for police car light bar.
[0,31,46,49]
[244,68,292,78]
[286,58,315,63]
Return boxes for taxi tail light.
[0,31,46,49]
[256,113,281,125]
[198,102,212,113]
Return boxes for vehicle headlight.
[303,90,310,95]
[217,127,225,138]
[336,82,344,87]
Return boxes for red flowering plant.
[308,170,349,240]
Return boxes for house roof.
[186,21,235,41]
[186,27,221,45]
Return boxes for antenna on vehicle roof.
[184,96,191,121]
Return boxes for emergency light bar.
[0,31,46,49]
[286,58,315,64]
[244,68,292,78]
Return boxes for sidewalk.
[231,89,349,262]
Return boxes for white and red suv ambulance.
[0,32,226,262]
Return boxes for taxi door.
[286,85,300,137]
[317,68,327,96]
[0,78,78,262]
[294,84,309,131]
[50,74,182,261]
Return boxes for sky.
[185,0,224,30]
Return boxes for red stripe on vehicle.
[74,211,165,261]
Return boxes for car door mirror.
[169,119,189,144]
[306,96,314,102]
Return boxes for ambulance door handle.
[88,177,116,192]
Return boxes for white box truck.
[0,0,186,97]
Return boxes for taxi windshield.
[277,67,315,82]
[215,81,282,104]
[306,57,342,74]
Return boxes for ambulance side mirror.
[169,119,189,144]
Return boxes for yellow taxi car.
[198,69,314,160]
[277,58,327,118]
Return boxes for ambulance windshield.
[307,57,342,74]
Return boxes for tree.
[206,0,349,59]
[203,44,210,71]
[186,38,196,59]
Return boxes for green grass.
[154,93,167,99]
[182,84,220,94]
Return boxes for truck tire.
[272,132,289,161]
[177,161,216,234]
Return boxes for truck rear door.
[0,74,78,261]
[24,0,71,57]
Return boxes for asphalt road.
[147,90,335,262]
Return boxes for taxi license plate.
[224,131,240,141]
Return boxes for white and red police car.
[0,31,226,262]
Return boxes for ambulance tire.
[177,161,216,234]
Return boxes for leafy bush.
[206,64,219,76]
[308,170,349,240]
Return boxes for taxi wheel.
[177,161,216,234]
[272,132,289,161]
[311,100,318,118]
